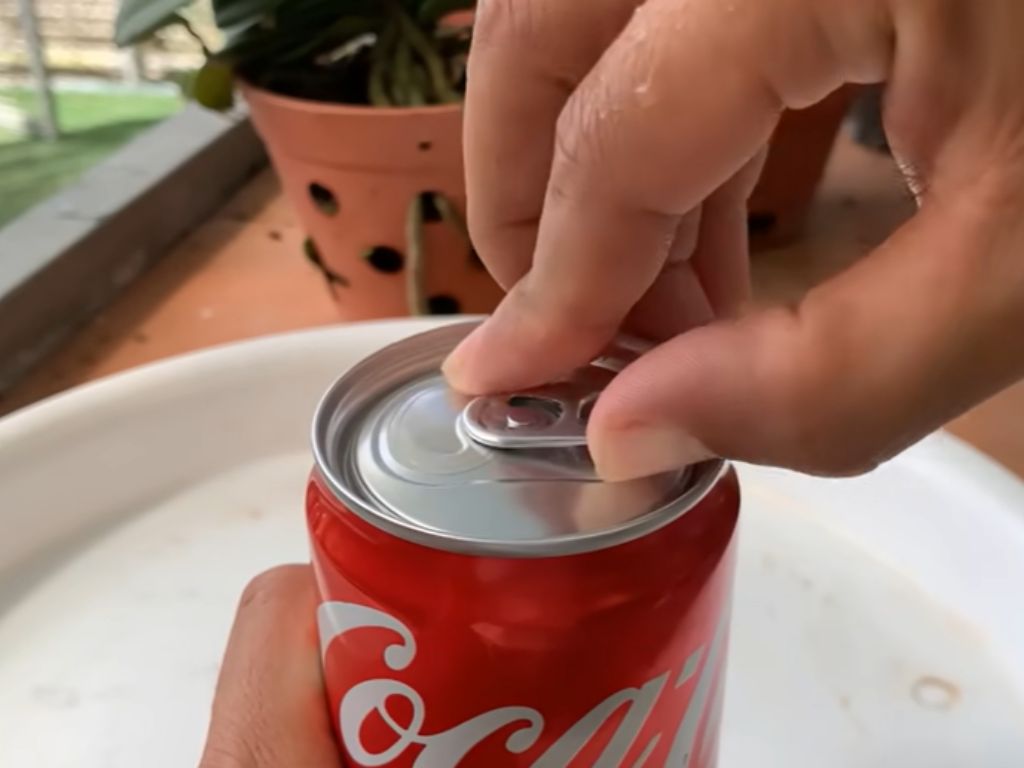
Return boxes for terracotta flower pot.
[242,82,503,320]
[245,78,853,315]
[748,86,856,250]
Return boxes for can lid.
[313,323,724,557]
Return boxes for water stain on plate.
[911,675,961,711]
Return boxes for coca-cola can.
[307,323,740,767]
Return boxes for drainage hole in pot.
[418,140,433,151]
[747,211,777,235]
[308,183,339,216]
[420,192,443,223]
[428,295,461,315]
[363,246,404,274]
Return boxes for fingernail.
[591,426,713,481]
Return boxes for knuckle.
[554,91,599,173]
[548,94,608,206]
[465,215,532,290]
[198,741,257,768]
[237,565,308,613]
[466,214,503,258]
[474,0,542,48]
[200,729,280,768]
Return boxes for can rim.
[311,324,729,558]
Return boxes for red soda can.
[307,323,740,767]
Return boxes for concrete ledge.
[0,103,267,391]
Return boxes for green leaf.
[220,11,378,70]
[218,15,268,45]
[114,0,193,46]
[192,60,236,110]
[277,16,381,64]
[417,0,474,25]
[212,0,286,29]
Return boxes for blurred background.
[0,0,212,225]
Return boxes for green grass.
[0,88,182,227]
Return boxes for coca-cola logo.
[318,602,727,767]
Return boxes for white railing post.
[15,0,59,141]
[122,46,147,85]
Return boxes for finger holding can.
[199,565,344,768]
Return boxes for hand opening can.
[307,323,740,767]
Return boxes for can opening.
[577,394,597,423]
[504,396,564,430]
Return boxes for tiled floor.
[1,172,338,414]
[5,135,1024,477]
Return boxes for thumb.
[199,565,343,768]
[588,193,1024,479]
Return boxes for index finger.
[449,0,889,393]
[465,0,642,288]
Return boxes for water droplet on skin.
[629,4,650,41]
[633,78,657,108]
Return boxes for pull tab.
[460,386,595,449]
[457,336,651,450]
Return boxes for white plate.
[1,318,1023,768]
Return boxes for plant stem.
[173,13,211,57]
[409,63,429,106]
[369,23,396,107]
[406,195,427,315]
[392,5,459,103]
[392,34,413,106]
[432,193,469,242]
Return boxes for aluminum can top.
[312,322,725,557]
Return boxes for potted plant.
[115,0,502,319]
[115,1,852,315]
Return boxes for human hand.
[198,566,343,768]
[444,0,1024,479]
